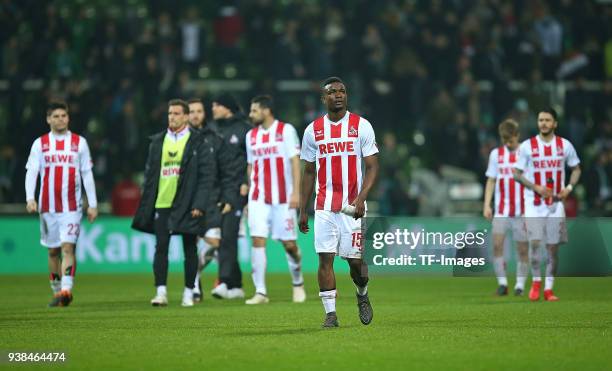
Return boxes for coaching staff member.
[210,93,251,299]
[132,99,216,307]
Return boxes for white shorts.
[314,210,362,259]
[525,217,568,245]
[248,201,297,241]
[491,216,528,242]
[204,228,221,240]
[40,212,82,248]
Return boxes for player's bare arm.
[351,154,379,219]
[87,207,98,223]
[289,155,300,209]
[299,161,316,233]
[558,165,581,200]
[483,177,496,220]
[513,168,552,198]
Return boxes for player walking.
[245,95,306,304]
[514,108,581,301]
[25,101,98,307]
[483,119,529,296]
[299,77,379,327]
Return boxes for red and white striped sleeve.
[283,124,301,158]
[359,118,378,157]
[514,140,530,172]
[25,138,42,201]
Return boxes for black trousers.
[218,208,242,289]
[153,208,198,289]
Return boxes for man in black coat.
[132,99,216,307]
[209,93,252,299]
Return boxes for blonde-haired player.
[483,119,529,296]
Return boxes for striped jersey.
[300,111,378,212]
[246,120,301,205]
[514,135,580,209]
[485,145,525,217]
[26,131,93,213]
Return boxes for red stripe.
[68,167,77,211]
[41,134,50,153]
[331,156,343,211]
[70,260,76,276]
[70,133,80,152]
[252,159,260,201]
[509,178,516,217]
[348,155,357,204]
[545,170,553,205]
[520,184,525,214]
[275,121,285,141]
[556,170,562,195]
[544,145,552,156]
[262,133,270,143]
[54,166,64,212]
[314,117,325,142]
[530,137,539,157]
[534,172,542,205]
[555,136,564,152]
[498,146,505,163]
[316,157,327,210]
[263,158,272,204]
[498,178,505,215]
[276,157,286,203]
[56,140,64,150]
[41,167,50,212]
[509,151,516,163]
[330,123,342,138]
[348,113,360,137]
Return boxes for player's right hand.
[483,206,493,220]
[26,200,37,213]
[298,210,309,234]
[218,202,232,214]
[534,185,553,199]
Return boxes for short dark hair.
[47,101,69,116]
[168,99,189,114]
[251,95,275,114]
[539,107,558,121]
[321,76,345,88]
[187,98,203,105]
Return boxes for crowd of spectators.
[1,0,611,215]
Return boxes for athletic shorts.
[40,211,82,248]
[204,228,221,240]
[491,216,528,242]
[314,210,362,259]
[248,201,297,241]
[524,200,567,244]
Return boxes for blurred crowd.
[1,0,611,215]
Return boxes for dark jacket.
[213,113,252,209]
[132,127,216,235]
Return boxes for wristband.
[566,184,573,192]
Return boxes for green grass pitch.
[1,274,611,370]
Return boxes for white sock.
[319,290,336,314]
[515,262,529,290]
[193,272,201,294]
[285,251,304,286]
[157,285,167,296]
[355,284,368,296]
[61,275,73,291]
[251,248,267,295]
[493,256,508,286]
[50,279,61,294]
[545,276,554,291]
[183,287,193,299]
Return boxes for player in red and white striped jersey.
[299,77,379,328]
[244,95,306,304]
[514,108,581,301]
[483,119,529,296]
[24,102,98,307]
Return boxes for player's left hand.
[240,184,249,197]
[87,207,98,223]
[351,197,366,219]
[191,209,203,218]
[298,210,309,233]
[558,187,572,201]
[289,192,299,209]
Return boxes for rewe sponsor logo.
[533,159,563,169]
[318,141,355,155]
[44,154,76,164]
[252,146,279,157]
